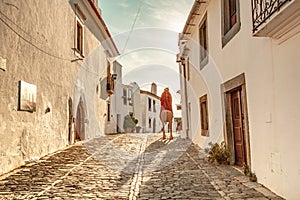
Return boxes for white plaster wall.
[181,0,300,198]
[109,61,122,133]
[131,83,142,128]
[139,94,161,133]
[0,0,79,175]
[140,94,146,131]
[261,33,300,199]
[0,0,114,175]
[178,65,189,138]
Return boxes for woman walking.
[160,88,173,140]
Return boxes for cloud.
[117,49,178,76]
[115,1,130,8]
[137,0,194,32]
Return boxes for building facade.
[0,0,118,175]
[140,83,162,133]
[177,0,300,199]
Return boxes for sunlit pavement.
[0,133,284,200]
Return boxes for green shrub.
[243,163,251,177]
[249,172,257,182]
[123,115,138,130]
[243,164,257,182]
[204,142,230,165]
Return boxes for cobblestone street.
[0,133,284,200]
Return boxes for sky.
[98,0,194,116]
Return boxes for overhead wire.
[0,10,106,78]
[122,0,144,54]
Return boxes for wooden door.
[75,102,85,141]
[231,89,245,166]
[75,106,81,141]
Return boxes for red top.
[160,89,172,112]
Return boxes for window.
[106,59,114,95]
[200,94,209,136]
[123,89,127,105]
[107,102,110,122]
[153,100,156,112]
[183,63,187,79]
[128,89,133,106]
[76,20,84,56]
[148,98,152,111]
[199,14,208,69]
[222,0,240,47]
[149,118,152,128]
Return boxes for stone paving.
[0,133,284,199]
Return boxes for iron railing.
[252,0,291,32]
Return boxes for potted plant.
[135,125,142,133]
[123,114,138,133]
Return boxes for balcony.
[252,0,300,42]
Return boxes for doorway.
[230,88,245,166]
[223,73,251,167]
[75,100,85,141]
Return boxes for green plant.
[249,172,257,182]
[243,163,251,177]
[204,142,230,165]
[123,115,138,130]
[243,164,257,182]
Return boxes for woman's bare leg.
[162,124,166,139]
[167,112,173,139]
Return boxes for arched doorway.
[75,100,85,141]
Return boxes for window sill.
[201,129,209,137]
[74,48,84,59]
[200,56,209,70]
[222,22,241,48]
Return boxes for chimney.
[151,83,157,95]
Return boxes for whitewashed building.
[103,60,142,134]
[140,83,162,133]
[0,0,118,175]
[177,0,300,199]
[107,76,161,133]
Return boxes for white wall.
[181,0,300,198]
[131,82,142,127]
[140,94,161,133]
